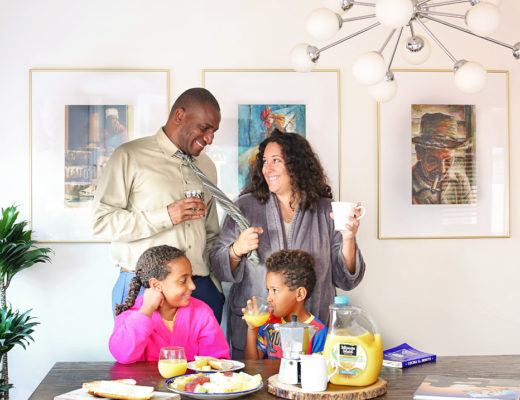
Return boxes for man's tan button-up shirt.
[92,129,219,276]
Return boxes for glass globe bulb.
[454,61,487,93]
[368,74,398,102]
[290,43,319,73]
[483,0,501,5]
[465,2,501,36]
[306,8,342,41]
[352,52,387,85]
[401,35,431,65]
[375,0,414,28]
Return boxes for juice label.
[332,343,367,376]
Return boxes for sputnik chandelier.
[291,0,519,101]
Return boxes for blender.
[274,315,317,385]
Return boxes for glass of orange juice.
[158,346,187,378]
[243,296,270,328]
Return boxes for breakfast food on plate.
[193,356,235,371]
[170,371,262,394]
[82,379,154,400]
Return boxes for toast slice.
[82,380,154,400]
[207,359,235,371]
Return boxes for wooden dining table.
[29,355,520,400]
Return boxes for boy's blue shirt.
[257,314,328,359]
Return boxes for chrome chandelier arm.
[416,0,435,6]
[415,17,458,63]
[419,10,466,18]
[409,20,416,36]
[342,14,376,23]
[319,22,381,52]
[420,0,472,8]
[420,14,516,50]
[387,27,404,71]
[379,29,397,54]
[351,1,376,7]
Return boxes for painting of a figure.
[64,105,132,206]
[411,104,476,205]
[238,104,305,190]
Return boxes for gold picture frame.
[30,68,171,242]
[378,69,510,239]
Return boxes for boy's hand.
[139,288,164,317]
[242,296,261,330]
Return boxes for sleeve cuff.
[338,245,361,280]
[144,206,173,230]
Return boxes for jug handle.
[326,358,339,382]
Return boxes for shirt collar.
[156,127,181,157]
[281,314,315,324]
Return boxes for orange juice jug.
[323,296,383,386]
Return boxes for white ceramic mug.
[331,201,366,231]
[300,354,335,392]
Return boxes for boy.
[243,250,327,360]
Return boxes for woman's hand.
[340,212,361,241]
[233,227,264,257]
[330,206,362,241]
[139,288,164,317]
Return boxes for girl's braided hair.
[114,245,185,316]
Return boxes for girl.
[109,245,230,364]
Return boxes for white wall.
[1,0,519,398]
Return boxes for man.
[412,112,473,204]
[92,88,225,321]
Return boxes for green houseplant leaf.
[0,206,52,296]
[0,205,52,399]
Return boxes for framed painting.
[378,69,509,239]
[202,69,341,201]
[30,68,170,242]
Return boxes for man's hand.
[233,227,263,257]
[167,198,207,225]
[139,288,164,317]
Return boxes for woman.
[210,130,365,358]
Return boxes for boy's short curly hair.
[265,250,316,299]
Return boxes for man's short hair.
[265,250,317,299]
[171,87,220,113]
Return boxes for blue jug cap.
[334,295,349,305]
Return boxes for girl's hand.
[233,227,263,257]
[139,288,164,317]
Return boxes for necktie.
[175,150,259,264]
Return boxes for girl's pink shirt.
[109,296,230,364]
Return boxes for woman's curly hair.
[242,129,332,211]
[265,250,317,299]
[114,245,185,316]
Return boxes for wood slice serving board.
[267,374,387,400]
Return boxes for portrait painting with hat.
[411,105,476,205]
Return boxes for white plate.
[166,373,263,400]
[186,360,245,372]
